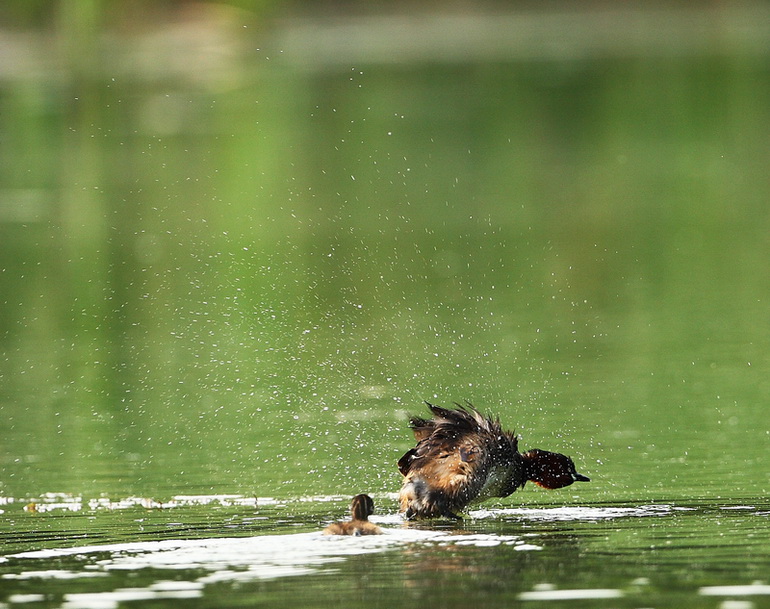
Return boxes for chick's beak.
[573,473,591,482]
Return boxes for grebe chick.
[398,403,590,519]
[323,494,383,535]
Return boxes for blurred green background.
[1,0,769,505]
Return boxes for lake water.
[2,4,770,608]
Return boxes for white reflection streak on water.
[0,503,706,607]
[4,504,677,578]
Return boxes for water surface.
[2,4,770,608]
[2,496,770,608]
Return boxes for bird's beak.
[573,473,590,482]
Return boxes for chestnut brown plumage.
[398,403,589,519]
[323,494,383,535]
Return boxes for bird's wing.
[401,433,490,501]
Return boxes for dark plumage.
[398,403,590,519]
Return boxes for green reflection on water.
[1,8,770,516]
[2,500,769,609]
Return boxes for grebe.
[323,494,383,535]
[398,403,590,519]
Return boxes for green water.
[2,4,770,608]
